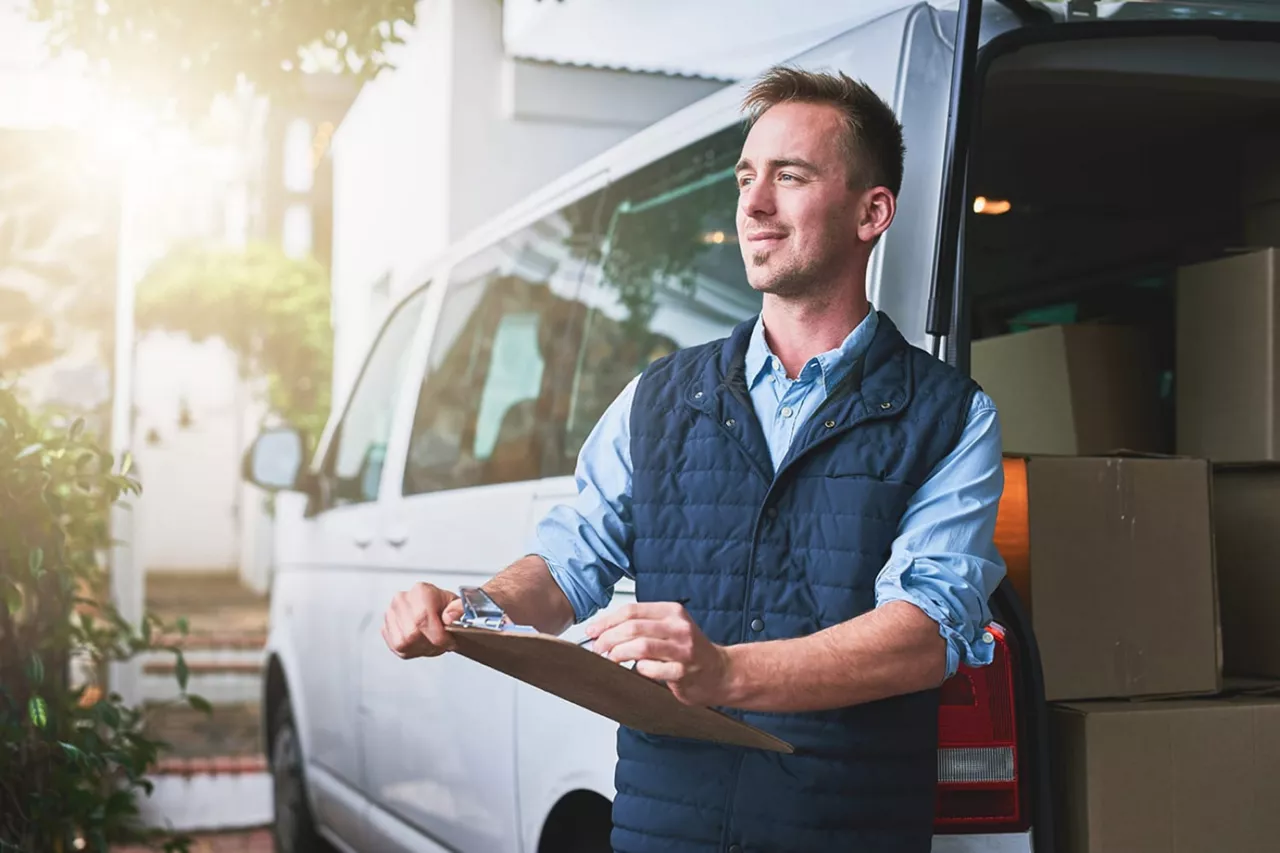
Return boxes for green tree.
[135,241,333,446]
[26,0,417,113]
[1,389,202,852]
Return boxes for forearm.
[482,555,577,636]
[720,601,946,712]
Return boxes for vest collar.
[682,312,916,479]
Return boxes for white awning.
[502,0,924,80]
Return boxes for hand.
[382,582,463,659]
[585,602,732,707]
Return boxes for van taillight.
[934,622,1025,833]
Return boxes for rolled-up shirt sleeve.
[874,391,1007,679]
[526,376,639,624]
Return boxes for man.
[382,66,1005,853]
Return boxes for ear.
[857,186,897,243]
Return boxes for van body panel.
[307,764,372,852]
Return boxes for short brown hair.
[742,66,905,196]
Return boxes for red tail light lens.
[934,622,1025,833]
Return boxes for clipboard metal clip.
[455,586,537,633]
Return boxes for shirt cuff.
[532,550,604,625]
[875,559,996,680]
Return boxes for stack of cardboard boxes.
[972,248,1280,853]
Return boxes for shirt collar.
[745,309,880,392]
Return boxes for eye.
[779,172,798,183]
[737,175,754,189]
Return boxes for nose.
[740,177,776,220]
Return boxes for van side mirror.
[243,427,306,492]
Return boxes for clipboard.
[446,587,793,754]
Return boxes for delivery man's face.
[735,101,890,297]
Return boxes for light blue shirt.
[530,311,1007,678]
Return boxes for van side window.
[318,286,428,510]
[559,126,765,461]
[402,201,600,495]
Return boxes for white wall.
[132,332,246,573]
[330,0,453,400]
[329,0,725,401]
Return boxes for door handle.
[353,533,373,548]
[386,530,408,548]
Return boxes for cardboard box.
[971,324,1161,456]
[1176,248,1280,461]
[1211,464,1280,679]
[1051,697,1280,853]
[1023,456,1221,701]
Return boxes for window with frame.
[559,126,765,461]
[402,197,602,495]
[318,286,427,510]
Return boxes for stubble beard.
[749,249,820,299]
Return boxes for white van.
[243,1,1280,851]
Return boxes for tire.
[270,702,333,853]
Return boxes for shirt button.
[750,618,765,632]
[765,506,778,519]
[780,406,794,418]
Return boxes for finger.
[411,598,449,648]
[593,619,680,656]
[391,596,417,639]
[585,602,675,638]
[606,637,685,665]
[442,598,463,625]
[380,622,402,657]
[634,659,685,683]
[383,616,411,657]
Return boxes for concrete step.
[140,648,264,704]
[139,702,272,833]
[143,701,263,759]
[139,762,273,833]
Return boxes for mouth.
[747,232,786,246]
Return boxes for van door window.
[318,286,428,509]
[402,197,601,495]
[559,126,764,461]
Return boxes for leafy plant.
[0,386,201,852]
[135,240,333,447]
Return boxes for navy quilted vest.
[612,312,979,853]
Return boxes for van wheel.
[271,702,332,853]
[539,791,613,853]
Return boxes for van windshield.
[1032,0,1280,23]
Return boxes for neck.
[760,279,871,380]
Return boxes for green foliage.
[135,241,333,446]
[0,387,201,852]
[26,0,417,114]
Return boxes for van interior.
[964,34,1280,453]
